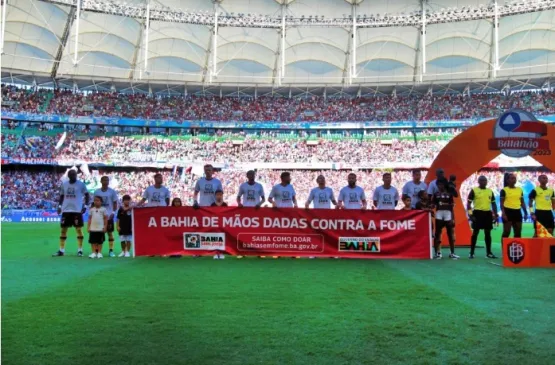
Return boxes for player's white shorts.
[120,235,133,242]
[436,210,453,221]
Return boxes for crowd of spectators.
[1,171,60,210]
[60,137,446,164]
[3,85,554,122]
[2,131,451,164]
[1,85,51,114]
[3,168,553,210]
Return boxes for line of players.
[52,165,554,260]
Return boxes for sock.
[109,249,113,252]
[470,231,478,255]
[60,248,65,253]
[78,248,83,252]
[485,231,492,254]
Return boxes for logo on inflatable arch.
[488,109,549,158]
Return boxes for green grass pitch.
[2,223,554,365]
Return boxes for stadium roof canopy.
[1,0,555,95]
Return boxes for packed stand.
[2,85,555,122]
[2,135,60,160]
[2,129,452,165]
[1,171,60,209]
[1,85,52,113]
[53,136,446,164]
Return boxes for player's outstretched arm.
[83,192,90,212]
[259,185,266,207]
[520,196,528,220]
[305,192,312,209]
[192,191,200,208]
[466,191,474,212]
[490,192,498,219]
[331,191,337,207]
[58,194,64,215]
[103,211,108,233]
[258,195,266,208]
[528,191,536,218]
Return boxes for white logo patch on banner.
[184,232,226,251]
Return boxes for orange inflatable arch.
[425,119,555,245]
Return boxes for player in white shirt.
[373,173,400,210]
[427,168,445,198]
[194,164,223,207]
[402,169,428,209]
[88,196,109,258]
[305,175,337,209]
[269,172,298,208]
[93,176,119,257]
[337,173,367,210]
[140,173,171,207]
[53,169,90,257]
[237,170,266,208]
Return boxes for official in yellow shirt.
[529,174,555,235]
[500,173,528,239]
[467,176,498,259]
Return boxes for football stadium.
[1,0,555,364]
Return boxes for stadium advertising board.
[502,238,555,268]
[133,207,432,259]
[1,158,59,165]
[1,111,505,129]
[0,209,88,223]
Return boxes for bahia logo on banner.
[488,109,549,158]
[338,237,380,253]
[184,233,226,251]
[507,240,525,264]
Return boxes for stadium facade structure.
[1,0,554,97]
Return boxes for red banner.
[133,207,432,259]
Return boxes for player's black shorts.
[472,210,493,230]
[61,212,84,228]
[89,231,105,245]
[535,210,554,229]
[503,208,522,223]
[107,218,115,233]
